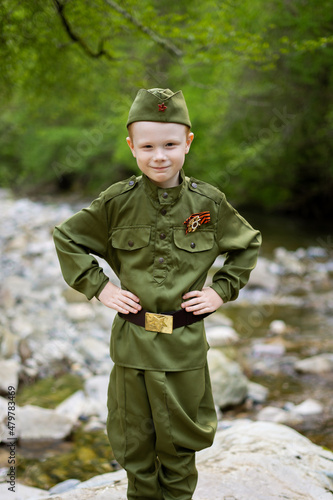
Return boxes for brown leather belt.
[118,308,213,334]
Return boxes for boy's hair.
[127,122,191,142]
[127,88,191,129]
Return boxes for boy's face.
[126,121,194,188]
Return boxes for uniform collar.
[141,169,186,205]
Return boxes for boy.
[53,88,261,500]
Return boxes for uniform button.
[128,240,134,247]
[190,242,196,249]
[160,209,167,216]
[191,182,198,189]
[160,233,166,240]
[159,257,164,263]
[162,192,168,199]
[129,180,134,186]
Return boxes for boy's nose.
[153,148,167,161]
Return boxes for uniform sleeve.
[210,195,262,303]
[53,195,110,300]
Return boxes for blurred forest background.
[0,0,332,217]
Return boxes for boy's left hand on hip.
[181,287,223,315]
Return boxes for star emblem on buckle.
[158,103,167,112]
[145,313,173,334]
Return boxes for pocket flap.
[173,228,214,252]
[111,226,151,250]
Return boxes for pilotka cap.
[126,88,192,128]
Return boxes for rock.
[84,376,109,403]
[0,482,49,499]
[16,405,74,442]
[256,405,303,426]
[207,349,248,408]
[48,479,81,495]
[10,316,34,338]
[38,422,333,500]
[55,390,88,423]
[0,360,20,393]
[0,397,9,443]
[77,338,110,365]
[83,417,106,432]
[292,398,324,416]
[205,325,239,347]
[41,470,128,499]
[274,247,306,275]
[28,338,83,377]
[84,376,110,422]
[268,319,288,335]
[66,303,96,322]
[195,421,333,500]
[252,342,286,357]
[0,327,17,358]
[56,389,109,423]
[247,381,269,404]
[295,353,333,373]
[246,256,279,291]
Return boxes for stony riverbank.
[0,188,333,497]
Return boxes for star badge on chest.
[184,211,211,234]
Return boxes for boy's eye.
[166,143,175,147]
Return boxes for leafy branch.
[52,0,115,60]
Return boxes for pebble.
[205,325,239,347]
[295,353,333,373]
[292,398,324,416]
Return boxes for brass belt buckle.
[145,312,173,334]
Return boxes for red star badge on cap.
[158,103,167,112]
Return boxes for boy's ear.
[185,132,194,154]
[126,137,136,157]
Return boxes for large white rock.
[207,349,248,408]
[0,482,49,499]
[194,421,333,500]
[38,422,333,500]
[16,405,74,442]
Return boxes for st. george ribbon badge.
[184,211,210,234]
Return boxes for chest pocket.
[173,228,214,253]
[111,226,151,250]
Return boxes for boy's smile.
[126,121,194,188]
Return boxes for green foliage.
[0,0,332,215]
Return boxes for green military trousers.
[106,363,217,500]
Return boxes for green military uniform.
[53,88,261,500]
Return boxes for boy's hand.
[98,282,142,314]
[181,287,223,315]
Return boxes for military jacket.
[53,169,261,371]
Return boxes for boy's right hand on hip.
[98,282,142,314]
